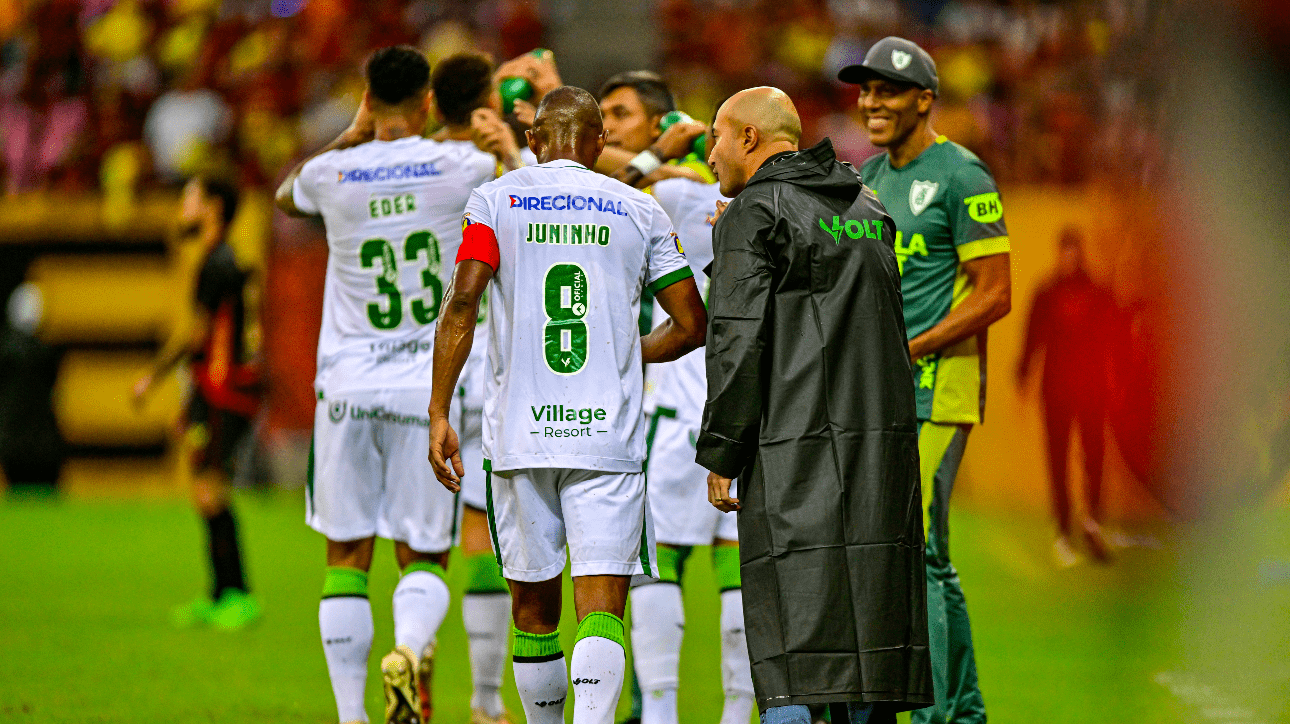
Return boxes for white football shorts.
[307,388,459,553]
[646,405,738,545]
[485,467,657,582]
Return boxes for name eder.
[526,222,611,246]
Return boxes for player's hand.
[511,98,536,127]
[707,472,740,512]
[340,100,376,146]
[707,200,728,226]
[650,120,706,162]
[131,374,154,409]
[428,416,465,493]
[495,50,562,104]
[471,108,521,168]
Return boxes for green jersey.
[861,136,1010,423]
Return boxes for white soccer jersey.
[644,178,728,423]
[293,136,496,394]
[462,160,692,473]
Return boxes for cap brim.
[837,64,925,90]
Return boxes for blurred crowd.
[0,0,1167,197]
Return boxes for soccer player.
[274,46,496,724]
[428,52,522,724]
[427,86,708,724]
[590,73,749,724]
[133,175,261,631]
[841,37,1013,724]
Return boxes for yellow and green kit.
[862,137,1009,724]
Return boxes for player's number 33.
[359,231,443,330]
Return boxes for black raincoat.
[696,139,932,713]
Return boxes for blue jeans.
[760,703,873,724]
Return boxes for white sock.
[464,593,511,717]
[513,655,568,724]
[571,635,626,724]
[630,583,684,724]
[719,589,755,724]
[393,570,451,657]
[320,597,374,723]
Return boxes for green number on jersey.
[359,230,444,331]
[405,230,443,325]
[360,238,402,330]
[542,263,589,375]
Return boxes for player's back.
[645,178,726,416]
[463,160,690,473]
[294,136,495,393]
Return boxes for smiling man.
[840,36,1013,724]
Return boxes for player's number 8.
[359,231,443,330]
[543,263,589,375]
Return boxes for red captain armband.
[458,219,500,271]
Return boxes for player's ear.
[742,124,758,154]
[648,113,664,141]
[525,128,539,156]
[918,89,935,115]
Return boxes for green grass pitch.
[0,489,1285,723]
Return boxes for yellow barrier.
[52,350,185,447]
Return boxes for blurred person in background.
[0,284,64,493]
[591,71,753,724]
[275,45,500,724]
[133,175,263,631]
[1017,226,1120,565]
[843,37,1012,724]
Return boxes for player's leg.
[461,505,513,723]
[563,469,653,724]
[911,422,962,724]
[458,403,513,724]
[378,389,458,723]
[323,537,377,724]
[1043,395,1077,564]
[493,468,572,724]
[174,398,259,629]
[713,504,754,724]
[629,545,684,724]
[1077,400,1111,561]
[911,422,985,724]
[309,392,383,724]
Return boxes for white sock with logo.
[513,655,568,724]
[719,589,756,724]
[393,566,451,658]
[464,593,512,717]
[571,612,627,724]
[320,596,374,723]
[630,583,684,724]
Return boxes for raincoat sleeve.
[696,195,777,479]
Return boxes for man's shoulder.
[930,138,995,183]
[859,152,890,181]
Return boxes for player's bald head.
[715,87,801,146]
[531,86,604,151]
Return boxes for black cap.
[838,36,938,97]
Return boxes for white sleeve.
[292,158,323,215]
[643,199,693,294]
[463,188,494,229]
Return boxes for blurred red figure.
[1017,226,1122,566]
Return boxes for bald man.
[428,86,707,724]
[698,87,933,724]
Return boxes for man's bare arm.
[908,253,1011,361]
[274,105,376,217]
[428,260,493,490]
[642,276,707,363]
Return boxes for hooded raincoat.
[696,139,932,713]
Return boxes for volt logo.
[818,216,883,244]
[572,678,601,685]
[535,698,566,707]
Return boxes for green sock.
[322,566,368,599]
[576,611,625,647]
